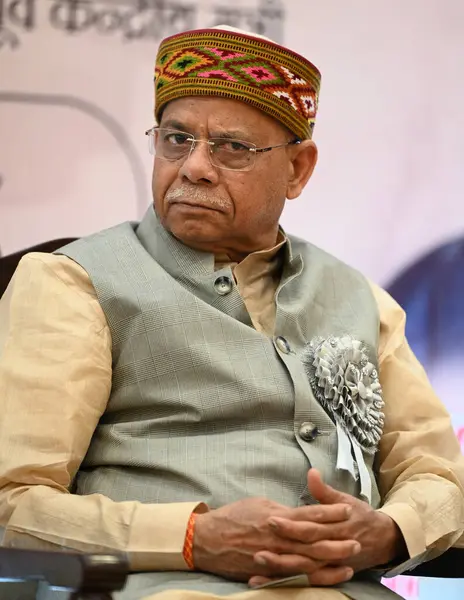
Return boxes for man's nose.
[178,140,219,185]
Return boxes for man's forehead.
[160,97,280,136]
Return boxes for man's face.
[152,96,308,258]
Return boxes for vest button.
[274,335,291,354]
[214,276,233,295]
[299,422,319,442]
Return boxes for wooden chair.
[0,241,463,594]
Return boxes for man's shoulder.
[58,220,138,256]
[14,252,92,290]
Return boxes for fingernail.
[255,556,267,566]
[345,506,353,518]
[268,519,279,530]
[345,568,354,580]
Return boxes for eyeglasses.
[145,127,301,172]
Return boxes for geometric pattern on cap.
[154,29,321,140]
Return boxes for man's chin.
[163,214,222,248]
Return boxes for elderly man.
[0,26,463,600]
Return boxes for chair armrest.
[0,547,129,593]
[403,547,464,578]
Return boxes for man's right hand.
[192,497,359,585]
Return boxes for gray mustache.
[165,187,229,209]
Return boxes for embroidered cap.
[154,26,321,140]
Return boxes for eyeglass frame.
[144,126,301,172]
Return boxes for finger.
[268,517,350,543]
[253,553,353,586]
[307,469,349,505]
[301,539,361,562]
[277,502,352,524]
[256,539,359,568]
[254,551,323,575]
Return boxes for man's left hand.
[250,469,407,586]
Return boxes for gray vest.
[56,208,402,600]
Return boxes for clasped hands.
[193,469,405,587]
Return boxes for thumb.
[307,468,348,505]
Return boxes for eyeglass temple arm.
[254,140,301,154]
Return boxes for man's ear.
[286,140,318,200]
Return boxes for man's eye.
[166,133,191,145]
[218,140,250,152]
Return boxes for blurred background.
[1,1,463,598]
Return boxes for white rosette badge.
[302,336,385,503]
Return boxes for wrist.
[183,512,198,570]
[378,513,408,566]
[192,510,221,574]
[191,511,209,572]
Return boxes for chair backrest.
[0,238,77,298]
[405,546,464,578]
[0,547,129,599]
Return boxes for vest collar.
[136,205,302,283]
